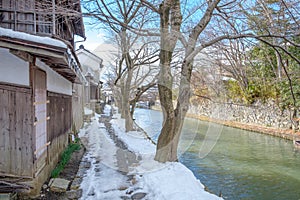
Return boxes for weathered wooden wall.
[90,85,97,100]
[47,91,72,142]
[0,0,75,42]
[72,83,84,132]
[0,83,34,177]
[0,0,35,32]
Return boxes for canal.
[133,108,300,200]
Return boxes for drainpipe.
[74,37,87,49]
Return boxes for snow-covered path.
[79,117,120,199]
[78,105,223,200]
[78,113,140,200]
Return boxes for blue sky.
[75,17,106,51]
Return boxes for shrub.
[51,140,81,178]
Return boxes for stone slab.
[66,189,82,199]
[49,178,70,193]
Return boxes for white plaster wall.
[77,51,101,71]
[0,48,30,86]
[36,59,72,95]
[77,52,102,83]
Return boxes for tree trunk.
[275,51,282,79]
[120,77,134,131]
[125,107,134,131]
[124,68,134,132]
[155,84,176,162]
[120,79,126,118]
[154,0,218,162]
[154,0,182,162]
[114,89,122,114]
[130,99,137,118]
[155,60,193,162]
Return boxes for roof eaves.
[0,35,84,84]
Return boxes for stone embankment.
[153,100,300,140]
[189,100,300,140]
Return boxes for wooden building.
[0,0,85,197]
[76,45,103,114]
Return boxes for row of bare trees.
[82,0,299,162]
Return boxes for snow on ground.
[84,107,93,115]
[134,162,221,200]
[103,104,111,116]
[79,105,222,200]
[79,114,131,199]
[111,113,156,155]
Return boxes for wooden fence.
[0,83,34,178]
[47,91,72,142]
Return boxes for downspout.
[73,37,87,84]
[74,37,87,49]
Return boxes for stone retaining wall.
[188,100,299,130]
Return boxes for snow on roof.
[0,27,67,48]
[76,45,103,62]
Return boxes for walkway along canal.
[134,108,300,200]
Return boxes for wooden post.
[52,0,55,35]
[14,0,17,31]
[34,11,36,34]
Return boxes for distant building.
[92,43,119,104]
[76,45,104,103]
[0,0,85,197]
[75,45,104,121]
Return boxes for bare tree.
[83,0,300,162]
[83,0,159,131]
[140,0,300,162]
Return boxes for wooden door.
[33,69,48,173]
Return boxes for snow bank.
[135,161,221,200]
[109,105,222,200]
[78,105,221,200]
[111,113,156,155]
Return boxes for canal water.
[133,108,300,200]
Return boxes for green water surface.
[134,109,300,200]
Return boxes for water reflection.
[134,108,300,200]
